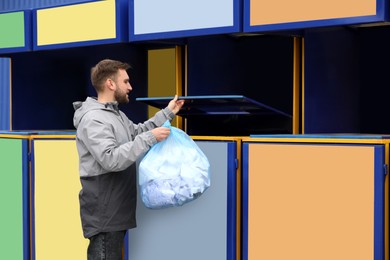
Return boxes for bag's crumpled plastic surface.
[139,121,211,209]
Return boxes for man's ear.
[106,78,116,91]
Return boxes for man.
[73,59,184,260]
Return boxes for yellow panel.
[34,140,88,260]
[250,0,376,25]
[148,48,178,122]
[37,0,116,46]
[247,143,375,260]
[148,48,177,97]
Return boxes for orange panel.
[250,0,376,25]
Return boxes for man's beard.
[114,89,129,104]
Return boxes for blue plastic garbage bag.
[139,121,211,209]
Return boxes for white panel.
[128,141,230,260]
[134,0,234,34]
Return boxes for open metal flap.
[136,95,291,118]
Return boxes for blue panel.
[117,0,129,44]
[0,0,99,12]
[250,134,390,139]
[0,131,76,137]
[129,0,241,42]
[242,143,249,260]
[31,36,125,51]
[0,58,11,130]
[0,131,38,135]
[226,142,237,260]
[304,27,360,133]
[30,140,36,260]
[373,145,385,260]
[126,140,238,260]
[21,139,30,260]
[243,0,387,33]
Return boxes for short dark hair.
[91,59,131,92]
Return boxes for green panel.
[0,12,25,48]
[0,138,24,259]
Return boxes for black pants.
[87,231,126,260]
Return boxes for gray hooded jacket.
[73,97,174,238]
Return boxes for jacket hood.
[73,97,118,128]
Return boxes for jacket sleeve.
[130,107,175,136]
[79,114,158,173]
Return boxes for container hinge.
[384,164,388,175]
[235,158,239,169]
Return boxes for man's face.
[113,69,132,104]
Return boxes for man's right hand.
[151,127,171,142]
